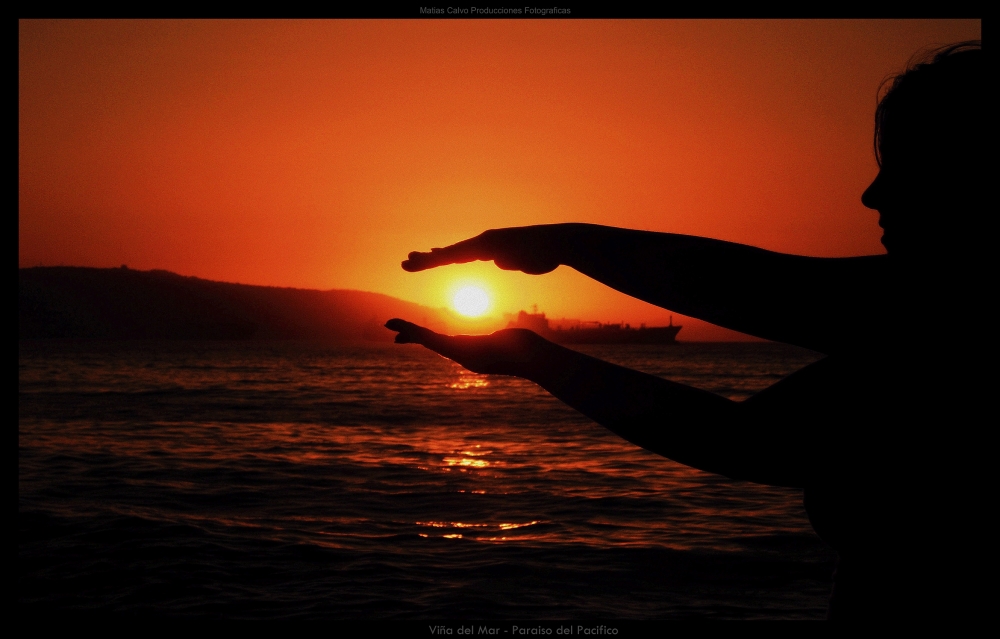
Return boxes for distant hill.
[19,267,458,341]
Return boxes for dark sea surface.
[19,340,835,620]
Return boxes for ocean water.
[19,340,834,620]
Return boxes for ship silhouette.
[506,305,681,345]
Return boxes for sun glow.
[453,285,490,317]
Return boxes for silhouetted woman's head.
[861,42,982,257]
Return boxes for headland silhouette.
[19,266,454,342]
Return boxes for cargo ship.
[506,306,681,345]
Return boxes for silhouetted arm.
[386,320,815,487]
[527,339,815,487]
[403,224,888,353]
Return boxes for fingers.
[386,321,548,377]
[386,318,477,366]
[401,235,491,272]
[384,319,459,358]
[384,318,437,345]
[401,227,559,275]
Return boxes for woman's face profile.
[860,157,916,256]
[860,123,950,257]
[860,44,982,260]
[861,127,974,259]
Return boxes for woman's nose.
[861,172,884,210]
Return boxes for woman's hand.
[401,225,567,275]
[384,319,552,377]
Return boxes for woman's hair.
[874,41,981,168]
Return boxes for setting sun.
[453,285,490,317]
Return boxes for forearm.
[521,339,807,487]
[550,224,883,352]
[385,317,811,486]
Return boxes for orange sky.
[19,20,981,340]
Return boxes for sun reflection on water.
[443,457,490,468]
[414,520,543,542]
[448,370,490,389]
